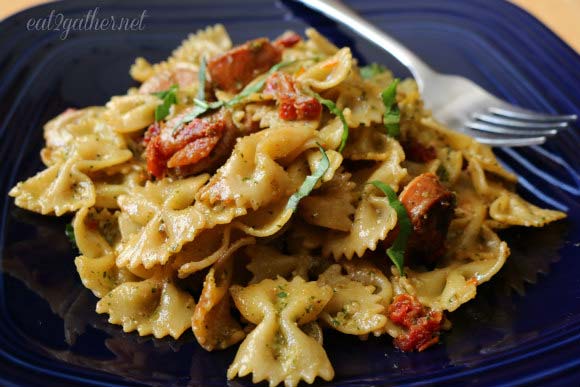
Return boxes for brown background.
[1,0,579,53]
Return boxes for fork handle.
[295,0,433,90]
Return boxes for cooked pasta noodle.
[9,25,566,386]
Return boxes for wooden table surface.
[1,0,579,53]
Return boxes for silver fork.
[296,0,577,147]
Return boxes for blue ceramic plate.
[1,1,579,386]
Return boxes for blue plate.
[1,1,579,386]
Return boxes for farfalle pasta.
[9,25,566,386]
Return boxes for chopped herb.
[285,144,330,212]
[369,180,412,276]
[360,62,387,79]
[153,84,178,122]
[277,291,288,298]
[381,79,400,137]
[196,57,207,102]
[311,92,349,152]
[436,164,449,182]
[65,223,78,251]
[175,99,223,132]
[151,287,157,294]
[171,59,213,132]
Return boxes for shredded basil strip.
[196,57,207,102]
[311,93,349,153]
[369,180,411,276]
[381,79,400,138]
[65,223,78,252]
[360,63,387,79]
[226,60,296,107]
[285,144,330,212]
[153,84,178,122]
[172,59,212,131]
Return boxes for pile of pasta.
[9,25,565,386]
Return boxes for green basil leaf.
[360,63,387,79]
[369,180,411,276]
[171,102,209,135]
[65,223,78,251]
[153,84,178,122]
[226,60,297,107]
[196,57,207,102]
[285,144,330,212]
[311,93,349,153]
[381,79,400,137]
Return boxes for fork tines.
[465,108,577,146]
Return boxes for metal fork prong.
[466,121,559,137]
[488,107,578,122]
[473,113,569,129]
[475,136,547,147]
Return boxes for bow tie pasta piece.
[73,207,120,258]
[10,105,134,216]
[115,174,209,269]
[176,225,255,278]
[343,127,396,161]
[396,222,509,312]
[341,261,401,339]
[73,139,133,173]
[230,200,293,238]
[489,192,566,227]
[228,277,334,387]
[193,160,303,234]
[96,276,195,339]
[322,186,396,260]
[104,94,160,133]
[280,28,339,62]
[304,28,339,56]
[12,137,133,215]
[197,121,318,211]
[298,47,352,92]
[72,207,138,298]
[93,166,148,209]
[353,138,408,190]
[9,159,95,216]
[454,159,564,230]
[246,245,312,284]
[323,141,407,259]
[130,24,231,84]
[193,263,245,351]
[41,107,132,168]
[318,264,387,335]
[336,72,395,128]
[299,170,356,232]
[317,117,344,151]
[41,107,105,165]
[419,117,518,183]
[76,253,137,299]
[342,261,393,308]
